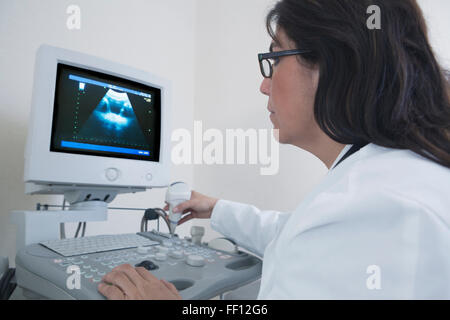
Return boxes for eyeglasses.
[258,49,312,78]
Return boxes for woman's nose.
[260,77,271,96]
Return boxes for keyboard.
[40,234,159,257]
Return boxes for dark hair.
[266,0,450,168]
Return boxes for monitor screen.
[50,63,161,162]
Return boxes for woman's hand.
[163,190,219,225]
[98,264,181,300]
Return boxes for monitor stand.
[10,189,119,253]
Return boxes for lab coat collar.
[329,144,353,171]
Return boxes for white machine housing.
[24,44,171,193]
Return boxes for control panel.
[15,231,262,300]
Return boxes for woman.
[98,0,450,299]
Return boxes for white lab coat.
[210,144,450,299]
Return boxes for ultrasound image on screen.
[79,89,147,146]
[50,64,161,162]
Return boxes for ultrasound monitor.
[51,63,161,163]
[24,45,171,195]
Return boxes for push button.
[105,168,120,181]
[170,250,183,259]
[155,252,167,261]
[186,255,205,267]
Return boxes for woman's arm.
[210,200,291,257]
[166,191,291,257]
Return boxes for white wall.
[418,0,450,69]
[0,0,196,265]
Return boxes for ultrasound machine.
[7,45,262,300]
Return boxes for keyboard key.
[39,234,158,257]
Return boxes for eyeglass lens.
[261,59,272,77]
